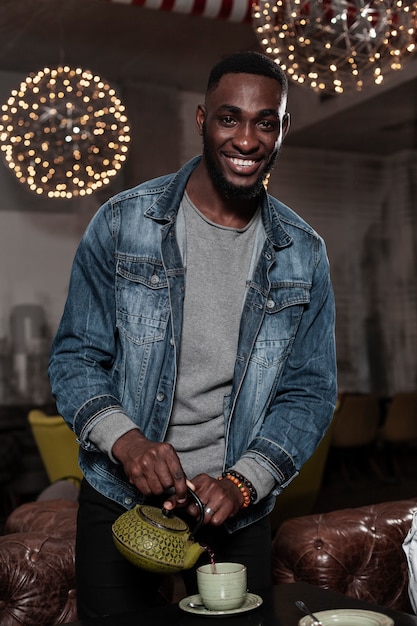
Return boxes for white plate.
[299,609,394,626]
[179,592,263,616]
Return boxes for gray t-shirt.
[165,192,261,479]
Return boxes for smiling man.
[196,69,289,208]
[49,51,337,619]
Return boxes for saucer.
[298,609,394,626]
[179,593,263,616]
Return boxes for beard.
[202,123,278,201]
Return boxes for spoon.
[295,600,323,625]
[188,601,205,609]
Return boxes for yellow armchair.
[269,419,335,532]
[28,410,83,485]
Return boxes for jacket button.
[266,299,275,309]
[156,392,165,402]
[151,274,160,285]
[124,496,133,505]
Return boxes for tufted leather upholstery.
[0,499,78,626]
[272,498,417,613]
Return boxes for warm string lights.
[0,66,130,198]
[252,1,417,95]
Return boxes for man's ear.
[196,104,207,136]
[282,112,290,139]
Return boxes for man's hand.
[112,429,188,505]
[184,473,244,526]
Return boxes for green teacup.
[196,562,247,611]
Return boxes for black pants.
[76,479,272,619]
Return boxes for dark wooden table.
[66,582,417,626]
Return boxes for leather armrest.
[5,499,77,537]
[0,532,77,625]
[272,498,417,613]
[0,499,78,625]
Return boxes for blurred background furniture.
[328,393,382,483]
[270,421,335,532]
[0,497,78,626]
[0,411,83,624]
[0,433,21,516]
[0,404,57,519]
[28,410,82,486]
[272,497,417,613]
[377,392,417,480]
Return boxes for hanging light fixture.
[0,65,130,198]
[252,1,417,95]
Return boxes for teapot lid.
[139,505,189,532]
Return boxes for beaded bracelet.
[224,470,257,503]
[218,470,257,509]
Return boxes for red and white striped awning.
[102,0,253,23]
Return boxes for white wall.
[267,147,417,396]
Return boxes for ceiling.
[1,0,417,156]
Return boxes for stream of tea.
[204,545,217,574]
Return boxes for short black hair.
[206,51,288,98]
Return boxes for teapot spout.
[183,541,206,570]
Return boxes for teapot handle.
[187,486,205,537]
[162,486,205,536]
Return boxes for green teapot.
[112,488,206,575]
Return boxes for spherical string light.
[0,66,130,198]
[252,1,417,95]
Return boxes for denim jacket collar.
[145,155,293,252]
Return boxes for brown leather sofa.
[0,499,78,626]
[272,497,417,614]
[1,497,417,625]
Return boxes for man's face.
[197,73,289,201]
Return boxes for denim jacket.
[49,156,337,532]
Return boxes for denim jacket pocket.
[116,258,170,345]
[265,283,311,314]
[251,284,310,367]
